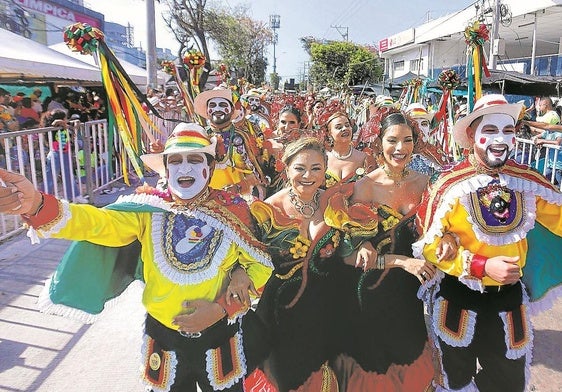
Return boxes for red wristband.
[21,193,60,227]
[216,292,248,319]
[470,254,487,279]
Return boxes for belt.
[483,283,514,293]
[178,315,228,339]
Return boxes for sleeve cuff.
[21,193,61,228]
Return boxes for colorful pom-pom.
[64,22,104,55]
[438,69,461,91]
[182,49,206,69]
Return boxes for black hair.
[380,111,418,144]
[279,105,302,124]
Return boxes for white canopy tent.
[0,28,101,84]
[49,42,166,88]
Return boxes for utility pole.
[146,0,158,89]
[488,0,501,70]
[331,25,349,41]
[269,14,280,89]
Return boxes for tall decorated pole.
[64,22,162,185]
[435,69,461,161]
[464,21,491,112]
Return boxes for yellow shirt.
[34,193,273,329]
[414,167,562,288]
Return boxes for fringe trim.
[434,379,479,392]
[113,193,172,211]
[205,329,246,390]
[413,172,562,256]
[458,186,536,246]
[140,333,178,392]
[458,250,485,292]
[29,199,72,243]
[432,296,477,348]
[527,283,562,316]
[37,276,145,324]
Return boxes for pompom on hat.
[405,103,434,121]
[452,94,523,148]
[141,122,217,177]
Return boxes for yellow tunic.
[414,165,562,288]
[32,193,273,329]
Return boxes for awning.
[0,28,101,84]
[483,69,560,96]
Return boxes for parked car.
[350,85,377,97]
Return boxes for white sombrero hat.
[405,103,434,121]
[193,87,236,119]
[141,123,217,177]
[452,94,523,148]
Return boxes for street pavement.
[0,181,561,391]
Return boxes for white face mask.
[474,113,516,167]
[207,97,232,125]
[414,118,430,139]
[167,152,210,200]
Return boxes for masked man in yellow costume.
[414,95,562,392]
[194,88,268,199]
[0,123,273,392]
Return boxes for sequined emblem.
[162,213,222,272]
[468,180,524,234]
[149,352,161,371]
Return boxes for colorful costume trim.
[205,330,246,390]
[433,296,477,348]
[141,334,178,392]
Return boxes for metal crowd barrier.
[513,137,562,189]
[0,119,132,241]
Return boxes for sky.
[87,0,476,83]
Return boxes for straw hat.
[141,123,216,177]
[452,94,523,148]
[193,87,235,119]
[405,103,434,121]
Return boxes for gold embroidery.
[468,190,524,234]
[275,262,304,280]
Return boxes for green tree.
[307,40,383,92]
[206,6,272,84]
[162,1,271,87]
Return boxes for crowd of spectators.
[0,86,107,132]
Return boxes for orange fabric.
[346,343,434,391]
[244,368,278,392]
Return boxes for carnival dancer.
[0,123,273,392]
[326,109,456,391]
[413,94,562,391]
[242,88,271,132]
[194,87,268,199]
[404,102,448,176]
[319,101,376,188]
[249,137,346,391]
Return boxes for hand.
[354,241,377,271]
[398,257,437,284]
[226,267,257,307]
[172,299,225,333]
[149,140,164,153]
[436,233,458,262]
[0,169,41,215]
[484,255,521,284]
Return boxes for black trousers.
[144,314,244,392]
[434,276,528,391]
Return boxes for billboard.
[379,28,415,53]
[0,0,103,45]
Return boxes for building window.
[394,60,405,71]
[410,59,423,72]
